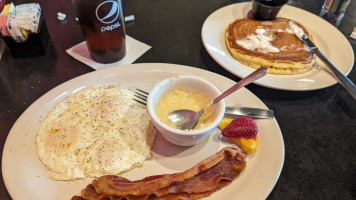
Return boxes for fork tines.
[134,89,149,106]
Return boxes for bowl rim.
[147,75,225,136]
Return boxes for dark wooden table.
[1,0,355,199]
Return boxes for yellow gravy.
[155,89,214,130]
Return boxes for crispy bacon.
[72,147,246,200]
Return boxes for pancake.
[225,18,316,75]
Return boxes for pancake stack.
[225,18,316,75]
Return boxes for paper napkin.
[66,35,151,70]
[350,27,356,40]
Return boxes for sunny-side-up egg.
[35,86,157,180]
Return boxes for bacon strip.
[72,147,246,200]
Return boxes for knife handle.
[315,49,356,100]
[225,107,274,119]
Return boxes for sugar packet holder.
[0,3,41,42]
[1,3,49,58]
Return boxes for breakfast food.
[225,17,316,75]
[72,147,247,200]
[155,88,214,130]
[35,86,157,180]
[219,117,258,154]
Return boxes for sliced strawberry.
[221,117,258,139]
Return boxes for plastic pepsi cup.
[72,0,126,63]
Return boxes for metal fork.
[134,89,148,106]
[132,89,274,119]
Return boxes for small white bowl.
[147,75,225,146]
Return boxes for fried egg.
[35,86,156,180]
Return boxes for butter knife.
[289,21,356,100]
[225,106,274,119]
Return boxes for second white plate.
[201,2,354,91]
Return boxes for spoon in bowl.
[168,67,268,130]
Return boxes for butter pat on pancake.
[225,18,316,75]
[36,86,157,180]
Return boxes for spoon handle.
[213,67,268,104]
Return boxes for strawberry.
[221,117,258,139]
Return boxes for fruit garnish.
[219,117,259,154]
[221,117,258,139]
[231,137,258,154]
[218,118,233,130]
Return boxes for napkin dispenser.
[1,14,50,58]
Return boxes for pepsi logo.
[96,0,120,24]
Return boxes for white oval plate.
[2,63,284,200]
[202,2,354,91]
